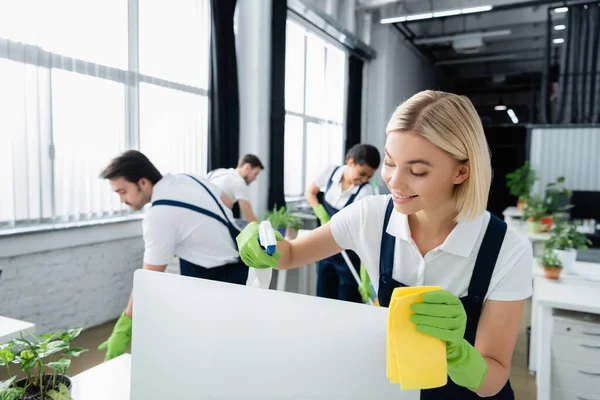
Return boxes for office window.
[283,21,346,198]
[0,0,210,228]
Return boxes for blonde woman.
[237,90,532,399]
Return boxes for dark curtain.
[345,55,364,154]
[543,5,600,124]
[208,0,240,171]
[267,0,287,210]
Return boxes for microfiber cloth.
[387,286,447,390]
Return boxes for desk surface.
[534,276,600,314]
[0,316,35,344]
[71,354,130,400]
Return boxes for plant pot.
[542,266,561,280]
[276,227,286,237]
[554,249,577,274]
[16,375,72,400]
[540,216,554,233]
[517,199,526,211]
[285,227,298,240]
[527,219,542,234]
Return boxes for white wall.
[236,0,272,219]
[364,23,440,160]
[0,223,143,334]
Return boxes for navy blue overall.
[378,199,514,399]
[152,174,248,285]
[316,166,369,303]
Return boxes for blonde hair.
[385,90,491,221]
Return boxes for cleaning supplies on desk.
[387,286,447,390]
[247,221,278,289]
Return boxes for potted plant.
[540,250,563,280]
[265,205,289,237]
[0,328,87,400]
[521,194,548,234]
[286,215,303,240]
[545,221,592,273]
[541,176,573,231]
[505,161,538,211]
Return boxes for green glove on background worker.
[98,310,132,361]
[410,290,487,390]
[237,221,284,269]
[312,204,330,225]
[357,265,374,304]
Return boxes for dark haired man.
[97,150,246,361]
[207,154,264,223]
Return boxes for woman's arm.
[276,224,343,270]
[305,183,321,209]
[473,299,525,396]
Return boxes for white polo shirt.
[314,165,374,210]
[142,174,239,268]
[207,168,250,204]
[330,195,533,301]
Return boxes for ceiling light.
[553,38,565,44]
[461,5,493,14]
[507,109,519,124]
[433,9,462,18]
[554,24,566,30]
[380,5,492,24]
[495,105,507,111]
[380,16,407,23]
[406,12,433,21]
[554,7,569,13]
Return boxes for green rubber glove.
[313,204,330,225]
[357,264,374,303]
[236,221,284,269]
[409,290,488,390]
[98,310,132,362]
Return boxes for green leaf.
[64,348,88,358]
[0,349,15,365]
[0,376,16,392]
[0,387,25,400]
[41,332,63,343]
[61,328,83,342]
[19,349,38,372]
[38,341,68,358]
[47,358,71,375]
[0,341,15,351]
[47,383,73,400]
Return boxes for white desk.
[70,354,130,400]
[531,276,600,400]
[0,316,35,344]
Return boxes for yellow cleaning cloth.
[386,286,447,390]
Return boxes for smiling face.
[380,130,470,215]
[345,159,377,186]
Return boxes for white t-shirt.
[330,195,533,301]
[142,174,239,268]
[208,168,250,204]
[314,165,374,210]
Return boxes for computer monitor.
[570,191,600,221]
[130,270,419,400]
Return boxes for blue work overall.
[316,166,368,303]
[377,199,514,399]
[152,174,248,285]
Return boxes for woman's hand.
[236,222,284,269]
[410,290,487,390]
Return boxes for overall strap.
[467,214,508,304]
[325,166,340,193]
[183,174,236,229]
[344,181,369,208]
[152,200,229,227]
[379,199,396,280]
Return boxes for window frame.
[283,15,349,200]
[0,0,211,233]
